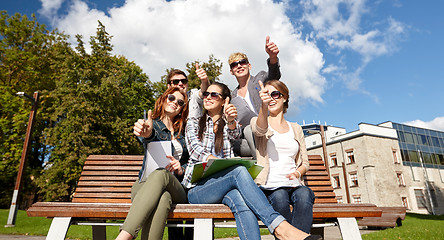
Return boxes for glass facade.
[392,123,444,169]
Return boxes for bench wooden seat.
[27,155,382,240]
[358,207,407,229]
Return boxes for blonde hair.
[228,52,249,65]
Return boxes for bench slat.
[83,165,141,171]
[84,160,143,166]
[77,181,135,187]
[79,176,138,181]
[27,202,381,220]
[75,187,132,193]
[81,171,139,176]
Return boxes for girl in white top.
[251,80,315,234]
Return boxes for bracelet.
[296,170,302,179]
[227,120,236,125]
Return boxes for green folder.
[191,158,263,183]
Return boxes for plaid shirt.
[182,116,240,188]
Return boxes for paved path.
[0,227,378,240]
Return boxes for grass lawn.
[362,212,444,240]
[1,209,443,239]
[0,209,269,239]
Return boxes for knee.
[294,186,315,204]
[222,191,250,213]
[158,191,173,210]
[268,191,290,209]
[146,169,171,183]
[231,165,249,177]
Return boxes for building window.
[330,153,338,167]
[402,197,409,209]
[414,189,426,209]
[336,196,343,204]
[349,172,358,187]
[396,172,405,186]
[393,149,400,164]
[352,195,362,203]
[346,149,355,164]
[332,175,341,189]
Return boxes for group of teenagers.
[115,36,322,240]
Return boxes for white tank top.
[261,122,301,190]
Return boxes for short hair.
[264,80,289,113]
[228,52,249,65]
[166,69,187,87]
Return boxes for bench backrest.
[73,155,337,204]
[72,155,143,203]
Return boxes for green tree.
[36,21,156,201]
[0,11,69,208]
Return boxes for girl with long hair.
[252,80,315,235]
[116,87,189,240]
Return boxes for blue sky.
[3,0,444,132]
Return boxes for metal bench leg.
[337,217,362,240]
[92,225,107,240]
[46,217,72,240]
[193,218,213,240]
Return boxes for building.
[303,121,444,215]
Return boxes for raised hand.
[196,63,210,97]
[165,155,183,175]
[265,36,279,62]
[195,63,209,83]
[259,81,273,105]
[223,98,237,123]
[133,109,153,138]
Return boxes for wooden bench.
[358,207,407,229]
[27,155,382,240]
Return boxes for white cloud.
[300,0,406,92]
[38,0,65,17]
[404,117,444,132]
[40,0,327,116]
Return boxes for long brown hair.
[152,87,189,138]
[198,82,231,155]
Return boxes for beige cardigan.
[250,117,309,186]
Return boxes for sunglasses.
[229,59,249,69]
[203,91,223,100]
[169,78,188,85]
[167,94,185,107]
[270,91,283,99]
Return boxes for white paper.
[141,141,172,181]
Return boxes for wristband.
[296,170,302,179]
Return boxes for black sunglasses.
[203,91,222,100]
[169,78,188,85]
[270,91,283,99]
[167,94,185,107]
[229,59,249,69]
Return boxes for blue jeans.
[263,186,315,233]
[187,166,286,240]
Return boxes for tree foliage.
[36,21,155,201]
[0,11,67,207]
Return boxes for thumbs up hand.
[133,109,153,138]
[259,81,272,106]
[265,35,279,62]
[223,98,237,123]
[195,63,209,83]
